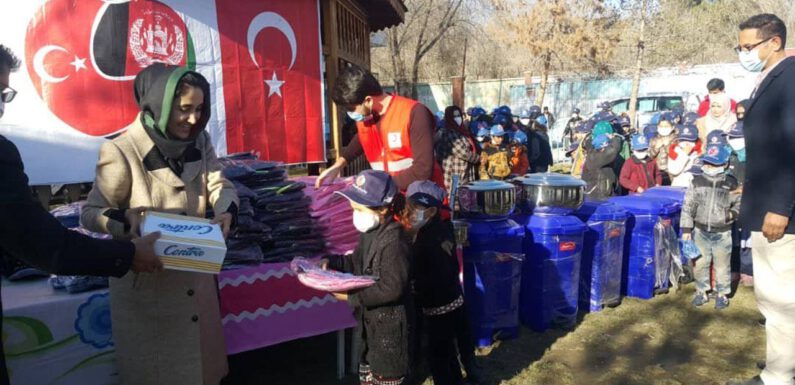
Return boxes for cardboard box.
[140,212,227,274]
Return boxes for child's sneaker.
[692,292,709,307]
[715,295,730,310]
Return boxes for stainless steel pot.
[457,180,516,218]
[512,173,586,214]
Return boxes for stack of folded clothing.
[219,152,322,268]
[50,201,83,228]
[293,176,359,255]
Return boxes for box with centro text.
[140,212,227,274]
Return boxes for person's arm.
[392,105,435,190]
[0,138,133,277]
[619,161,640,193]
[667,146,690,177]
[680,181,698,236]
[648,138,660,159]
[80,142,135,239]
[587,137,622,169]
[768,79,795,218]
[452,135,480,164]
[348,233,411,307]
[653,161,663,186]
[340,135,363,163]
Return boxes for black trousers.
[425,306,479,385]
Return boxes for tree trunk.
[628,0,647,129]
[410,59,420,100]
[535,53,551,106]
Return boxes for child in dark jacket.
[620,134,662,194]
[404,181,480,385]
[329,170,413,385]
[681,144,741,310]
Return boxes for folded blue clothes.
[50,275,109,294]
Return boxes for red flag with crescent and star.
[216,0,325,164]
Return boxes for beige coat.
[82,120,238,385]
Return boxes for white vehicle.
[607,92,701,128]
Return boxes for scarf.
[736,148,747,162]
[705,93,736,133]
[133,63,211,175]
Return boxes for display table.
[2,262,357,385]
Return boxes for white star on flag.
[264,72,285,97]
[70,56,87,72]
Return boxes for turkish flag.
[25,0,189,137]
[216,0,325,163]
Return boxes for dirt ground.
[225,284,766,385]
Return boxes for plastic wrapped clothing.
[50,275,109,293]
[655,219,684,291]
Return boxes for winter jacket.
[480,147,511,180]
[648,133,676,172]
[332,219,414,377]
[412,217,462,310]
[526,129,553,173]
[681,173,741,234]
[510,145,530,175]
[728,150,746,185]
[435,126,479,191]
[619,156,662,194]
[582,136,622,200]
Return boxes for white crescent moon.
[33,45,70,83]
[90,0,135,81]
[247,12,297,70]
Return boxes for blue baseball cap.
[512,130,528,144]
[407,180,447,209]
[631,134,649,150]
[476,126,490,140]
[727,121,744,138]
[598,101,611,111]
[497,105,512,117]
[494,114,511,127]
[573,107,581,114]
[706,129,728,146]
[335,170,397,208]
[702,143,731,165]
[490,124,505,137]
[677,124,698,142]
[688,157,704,175]
[659,112,675,123]
[683,112,700,125]
[592,134,609,149]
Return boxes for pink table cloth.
[218,261,358,355]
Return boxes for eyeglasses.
[1,84,16,103]
[734,37,773,54]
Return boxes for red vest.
[355,95,444,189]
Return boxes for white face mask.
[454,117,463,126]
[739,42,770,73]
[520,118,531,126]
[729,137,746,151]
[352,210,380,233]
[702,165,726,177]
[633,150,648,159]
[657,126,673,136]
[411,209,430,229]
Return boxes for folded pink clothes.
[290,257,376,292]
[290,176,358,256]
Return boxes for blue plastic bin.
[642,186,686,204]
[571,200,628,312]
[519,214,587,331]
[608,195,681,299]
[462,218,525,347]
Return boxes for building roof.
[356,0,407,31]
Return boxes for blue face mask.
[347,111,365,122]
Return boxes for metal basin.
[512,173,586,214]
[457,180,516,218]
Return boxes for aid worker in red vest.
[315,64,444,191]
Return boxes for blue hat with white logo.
[727,121,744,138]
[407,180,447,209]
[494,114,511,128]
[490,124,506,137]
[476,126,491,140]
[706,129,728,146]
[683,112,700,125]
[512,130,528,144]
[677,124,698,142]
[702,143,731,165]
[335,170,397,208]
[659,112,675,124]
[592,134,609,149]
[497,105,512,117]
[688,157,704,175]
[631,134,649,150]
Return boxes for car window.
[638,98,655,112]
[611,100,629,113]
[657,97,683,111]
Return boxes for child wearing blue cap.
[667,124,703,187]
[327,170,413,384]
[619,134,662,194]
[649,113,678,185]
[479,125,511,180]
[510,130,530,175]
[681,144,741,310]
[403,181,481,385]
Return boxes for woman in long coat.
[81,63,239,385]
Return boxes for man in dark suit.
[728,14,795,385]
[0,45,163,385]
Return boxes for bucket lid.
[526,214,587,235]
[641,187,687,203]
[572,200,628,222]
[607,195,680,216]
[512,172,586,187]
[463,180,515,192]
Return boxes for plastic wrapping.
[521,214,586,331]
[462,218,525,347]
[580,220,626,312]
[654,219,684,291]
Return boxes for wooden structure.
[319,0,406,166]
